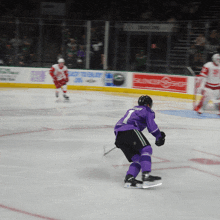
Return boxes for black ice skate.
[124,174,143,189]
[142,171,162,188]
[56,91,59,98]
[63,94,69,100]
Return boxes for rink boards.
[0,66,195,99]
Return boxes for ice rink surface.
[0,88,220,220]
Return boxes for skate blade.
[124,183,143,189]
[142,182,162,189]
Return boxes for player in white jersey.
[194,54,220,114]
[49,58,69,99]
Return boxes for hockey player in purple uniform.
[114,95,166,188]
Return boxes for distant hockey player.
[49,58,69,99]
[114,95,166,189]
[194,53,220,114]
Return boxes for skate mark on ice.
[0,125,114,138]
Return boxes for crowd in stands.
[0,0,220,72]
[58,26,104,70]
[65,0,209,22]
[1,0,214,21]
[0,33,35,66]
[188,27,220,70]
[0,0,207,22]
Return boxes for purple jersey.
[114,105,159,137]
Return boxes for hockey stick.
[103,146,116,156]
[186,66,196,76]
[211,99,220,104]
[186,67,198,109]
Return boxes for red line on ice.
[0,204,60,220]
[192,149,220,158]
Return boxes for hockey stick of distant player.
[186,66,196,76]
[211,99,220,104]
[186,67,197,109]
[103,146,116,156]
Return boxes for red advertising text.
[133,73,187,93]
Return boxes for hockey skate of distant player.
[194,53,220,114]
[49,58,69,100]
[114,95,166,189]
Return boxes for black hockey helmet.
[138,95,153,108]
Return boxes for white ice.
[0,88,220,220]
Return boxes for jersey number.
[213,69,219,76]
[123,110,135,124]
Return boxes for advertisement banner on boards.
[0,67,51,84]
[0,67,128,88]
[103,72,127,87]
[68,70,128,87]
[68,70,104,86]
[0,67,20,82]
[133,73,188,93]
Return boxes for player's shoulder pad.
[138,105,155,115]
[204,62,214,68]
[132,106,144,111]
[145,106,154,113]
[145,106,155,118]
[133,105,154,113]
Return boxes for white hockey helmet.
[212,54,220,65]
[58,58,65,63]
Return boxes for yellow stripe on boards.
[0,83,194,100]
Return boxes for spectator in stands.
[208,30,219,45]
[64,37,77,68]
[78,34,86,47]
[135,50,147,72]
[66,44,78,68]
[18,54,25,66]
[188,2,200,20]
[67,38,77,49]
[9,34,22,51]
[19,35,34,66]
[62,28,71,44]
[207,30,220,60]
[8,33,23,65]
[57,53,63,61]
[91,27,99,42]
[193,33,206,67]
[0,36,7,65]
[140,10,154,21]
[90,39,104,70]
[76,45,86,69]
[5,44,14,66]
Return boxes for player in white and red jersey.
[49,58,69,99]
[194,53,220,114]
